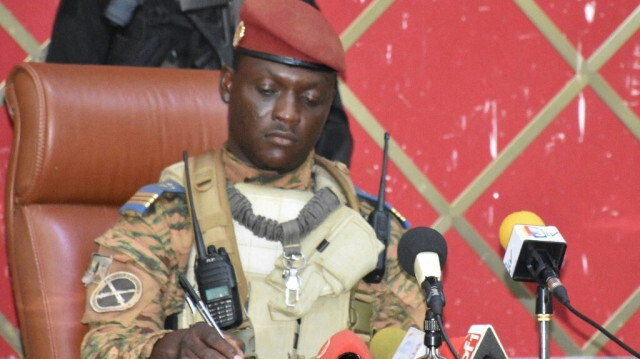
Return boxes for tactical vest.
[159,149,381,358]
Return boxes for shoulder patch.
[120,180,185,216]
[355,187,411,229]
[90,271,142,313]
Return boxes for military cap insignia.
[120,180,185,216]
[233,20,246,48]
[90,271,142,313]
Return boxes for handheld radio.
[183,151,243,330]
[363,132,392,283]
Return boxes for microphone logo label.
[504,250,513,272]
[525,225,546,238]
[524,225,561,239]
[461,333,481,359]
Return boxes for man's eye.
[303,94,322,106]
[304,97,320,106]
[258,87,275,95]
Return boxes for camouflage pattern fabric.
[81,193,193,358]
[222,147,315,190]
[80,156,425,358]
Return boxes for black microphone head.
[398,227,447,276]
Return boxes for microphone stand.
[418,309,446,359]
[536,285,552,359]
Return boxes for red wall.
[1,0,639,357]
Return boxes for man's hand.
[150,322,244,358]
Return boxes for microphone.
[500,212,640,358]
[499,211,569,304]
[316,329,372,359]
[397,227,459,359]
[397,227,447,314]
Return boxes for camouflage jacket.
[80,174,425,359]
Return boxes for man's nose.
[273,92,300,125]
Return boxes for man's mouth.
[265,130,296,146]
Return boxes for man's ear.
[219,65,234,103]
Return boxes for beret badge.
[233,21,246,48]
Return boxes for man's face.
[221,56,336,173]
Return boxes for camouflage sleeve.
[356,200,426,331]
[80,193,194,359]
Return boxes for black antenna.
[363,132,391,283]
[376,132,390,212]
[183,151,207,259]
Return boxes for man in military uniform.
[47,0,354,167]
[80,0,425,358]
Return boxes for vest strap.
[187,149,249,306]
[313,155,359,212]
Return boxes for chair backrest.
[4,62,228,359]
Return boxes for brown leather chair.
[4,62,228,359]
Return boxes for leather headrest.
[5,63,229,206]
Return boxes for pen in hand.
[178,273,226,339]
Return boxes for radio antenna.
[363,132,391,283]
[183,151,207,259]
[376,132,390,212]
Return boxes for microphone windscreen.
[369,327,406,359]
[498,211,545,249]
[397,227,447,276]
[316,329,372,359]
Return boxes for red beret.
[233,0,345,73]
